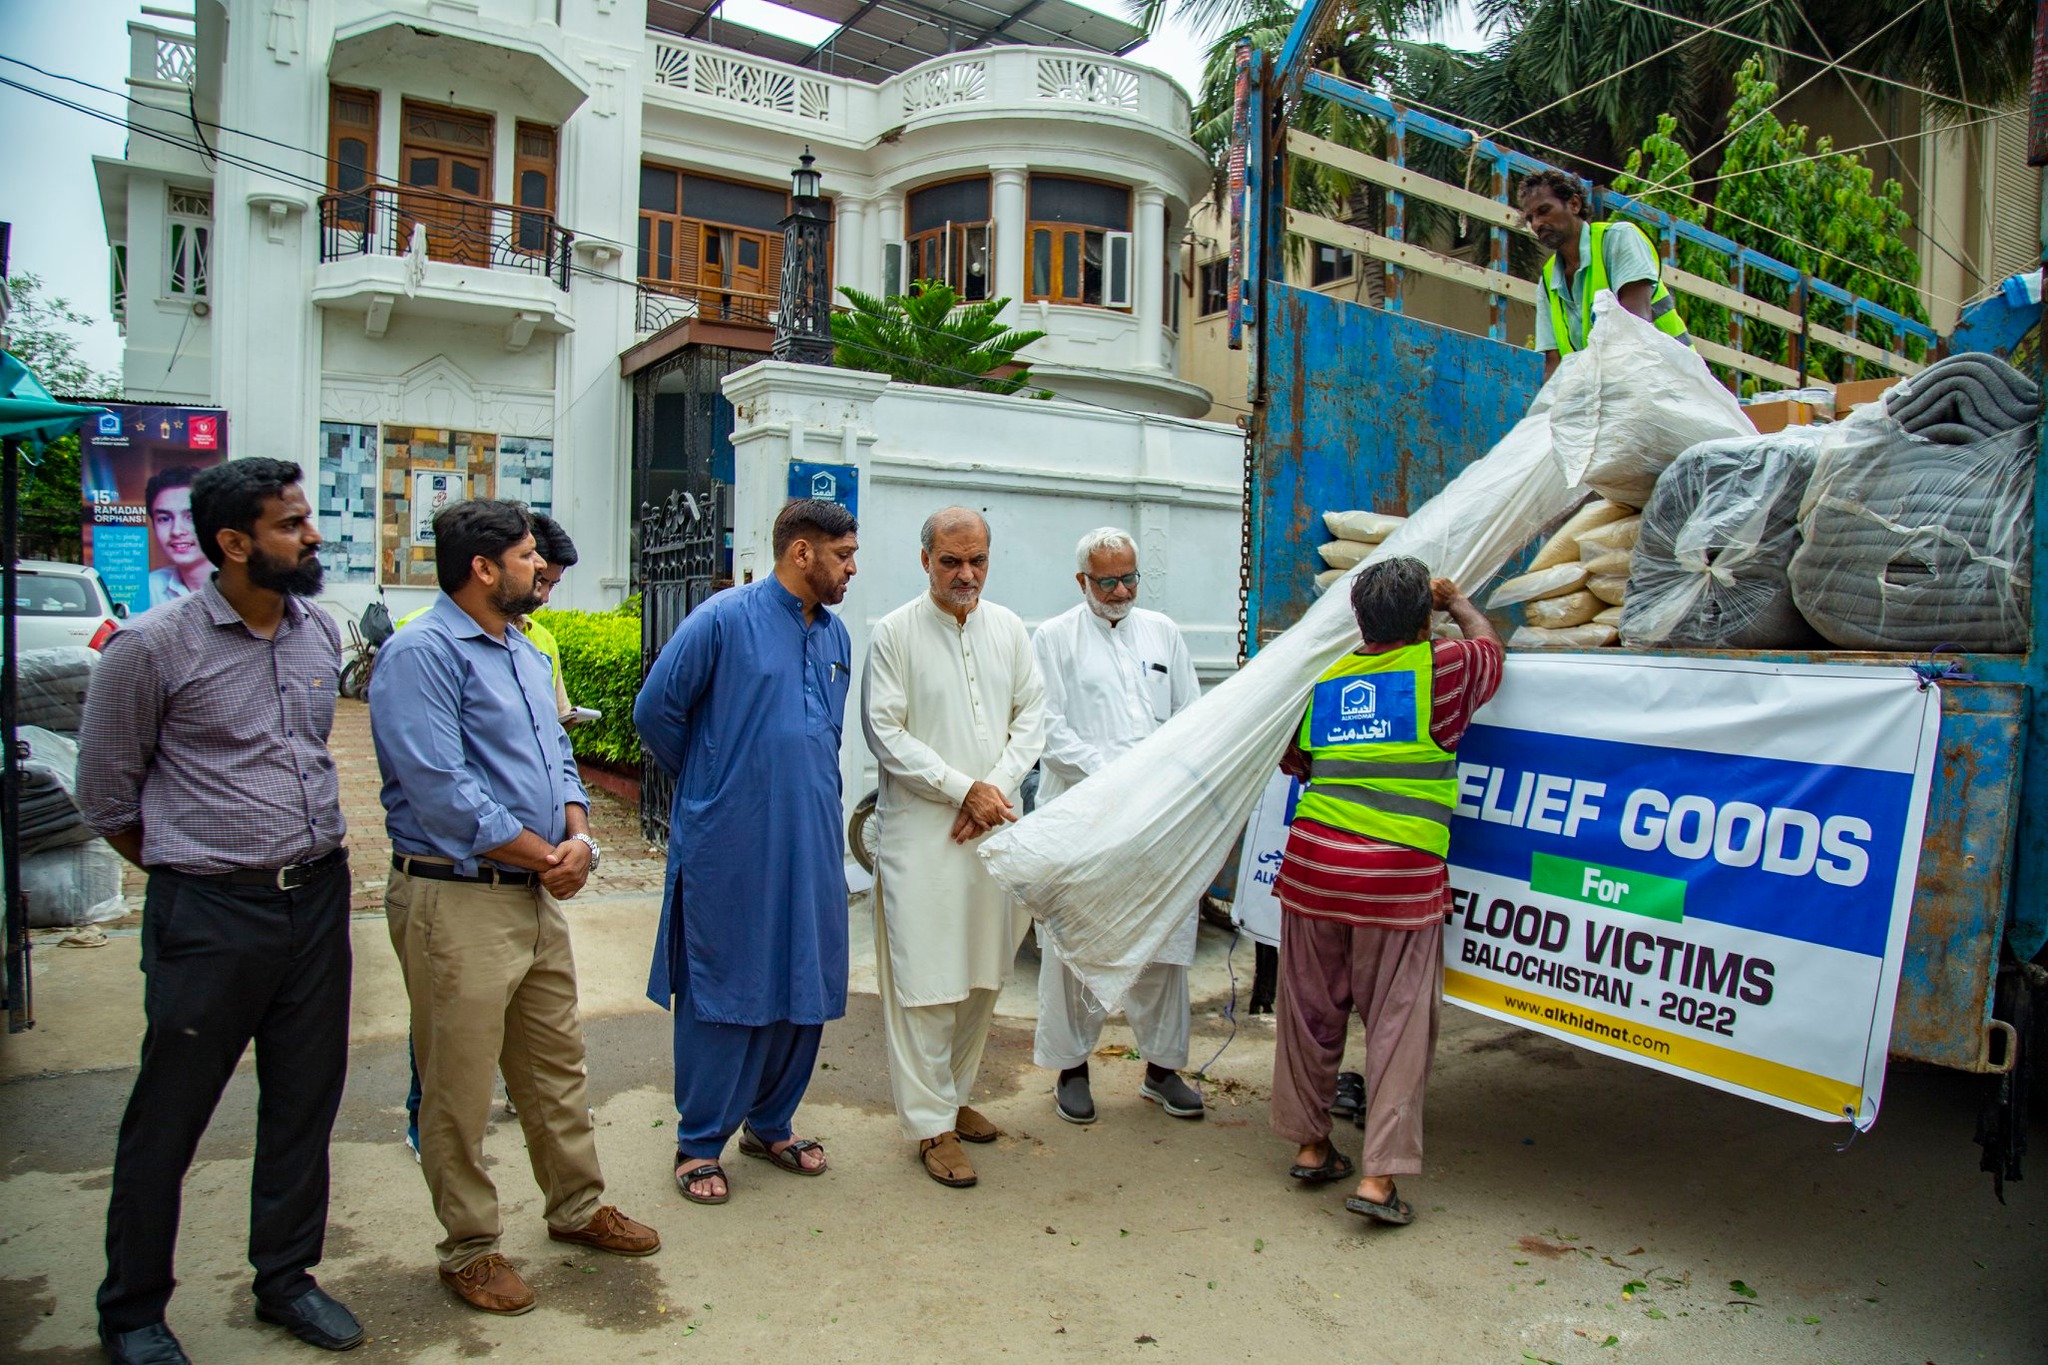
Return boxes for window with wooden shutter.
[328,85,378,229]
[513,122,557,256]
[1025,175,1132,308]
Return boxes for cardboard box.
[1743,399,1818,434]
[1833,375,1901,414]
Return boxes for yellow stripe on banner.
[1445,969,1863,1118]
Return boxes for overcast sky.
[0,1,1487,382]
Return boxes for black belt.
[191,846,349,891]
[391,856,538,888]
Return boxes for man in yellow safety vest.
[1518,168,1692,380]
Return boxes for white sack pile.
[979,299,1747,1006]
[1316,509,1407,579]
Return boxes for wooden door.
[400,102,493,267]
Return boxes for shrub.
[533,607,643,765]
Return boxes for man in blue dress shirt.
[372,499,659,1315]
[634,499,859,1205]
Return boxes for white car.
[10,560,126,654]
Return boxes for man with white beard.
[1030,527,1205,1125]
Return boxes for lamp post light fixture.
[775,147,834,366]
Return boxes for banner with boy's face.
[80,404,228,614]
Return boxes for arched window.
[906,177,992,301]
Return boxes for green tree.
[4,274,120,561]
[1614,59,1927,383]
[830,281,1049,395]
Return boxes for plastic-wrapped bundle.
[15,647,95,734]
[18,841,126,928]
[979,302,1742,1005]
[16,726,98,854]
[1880,352,2039,444]
[1788,403,2036,650]
[1549,293,1757,505]
[1621,428,1824,649]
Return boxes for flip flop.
[1288,1147,1356,1185]
[674,1159,730,1205]
[738,1128,828,1176]
[1345,1184,1414,1225]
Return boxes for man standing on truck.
[1518,169,1692,380]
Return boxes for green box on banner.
[1530,852,1686,922]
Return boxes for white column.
[1135,186,1167,372]
[876,191,904,293]
[990,165,1027,322]
[834,195,870,297]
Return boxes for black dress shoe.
[255,1285,366,1351]
[98,1321,191,1365]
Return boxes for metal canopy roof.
[648,0,1146,85]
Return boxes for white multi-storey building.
[96,0,1214,614]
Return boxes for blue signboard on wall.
[788,462,859,519]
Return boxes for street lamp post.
[774,148,833,365]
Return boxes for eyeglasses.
[1088,573,1141,592]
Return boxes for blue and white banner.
[1444,654,1940,1129]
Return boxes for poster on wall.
[80,403,228,614]
[411,470,465,544]
[1443,654,1939,1131]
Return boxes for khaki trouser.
[1270,914,1443,1177]
[385,866,605,1271]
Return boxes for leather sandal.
[918,1132,977,1188]
[1289,1146,1356,1186]
[738,1127,828,1175]
[674,1158,730,1205]
[1345,1183,1415,1225]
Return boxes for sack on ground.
[18,840,126,928]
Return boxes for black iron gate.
[636,486,726,846]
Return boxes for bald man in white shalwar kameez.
[863,509,1046,1188]
[1031,528,1206,1127]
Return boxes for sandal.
[738,1127,828,1176]
[1345,1184,1414,1226]
[1288,1146,1356,1185]
[674,1157,730,1205]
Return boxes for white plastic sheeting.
[979,297,1758,1008]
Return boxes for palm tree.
[830,282,1050,395]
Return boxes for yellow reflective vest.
[1292,642,1458,857]
[1542,220,1692,354]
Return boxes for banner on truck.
[81,403,228,614]
[1445,654,1938,1130]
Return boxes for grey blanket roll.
[1789,394,2035,651]
[1881,352,2040,445]
[1622,429,1824,649]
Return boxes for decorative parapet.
[642,37,1192,141]
[898,59,987,116]
[648,37,838,127]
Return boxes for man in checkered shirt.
[78,458,364,1362]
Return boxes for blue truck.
[1230,8,2044,1179]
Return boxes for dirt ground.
[4,705,2045,1362]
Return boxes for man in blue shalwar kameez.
[633,499,860,1205]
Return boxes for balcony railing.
[318,185,574,291]
[643,38,1193,141]
[636,278,779,333]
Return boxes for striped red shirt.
[1275,638,1504,930]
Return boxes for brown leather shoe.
[919,1132,978,1187]
[954,1105,1000,1144]
[440,1254,536,1315]
[549,1204,662,1258]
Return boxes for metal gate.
[636,486,726,846]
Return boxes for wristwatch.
[571,832,601,868]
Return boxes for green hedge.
[533,604,643,765]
